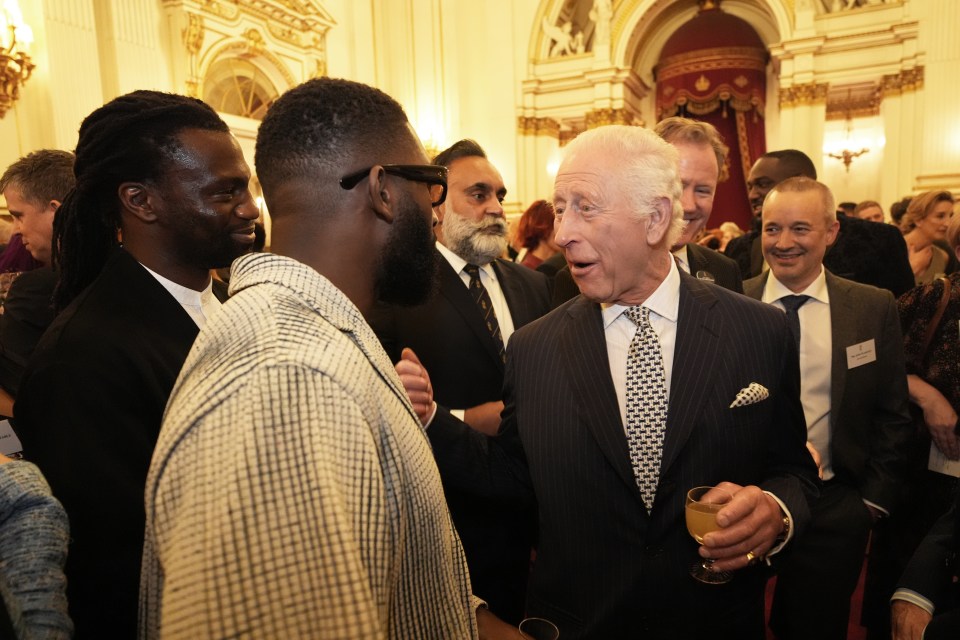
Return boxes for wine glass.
[685,485,734,584]
[518,617,559,640]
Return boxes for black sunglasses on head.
[339,164,448,207]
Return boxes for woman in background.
[514,199,559,270]
[900,190,954,285]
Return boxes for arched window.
[203,58,278,121]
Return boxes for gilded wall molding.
[779,82,829,108]
[585,108,642,129]
[517,116,561,137]
[881,66,924,97]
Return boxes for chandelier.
[0,0,34,118]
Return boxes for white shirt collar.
[601,255,681,329]
[436,240,494,277]
[761,265,830,305]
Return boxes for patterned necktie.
[780,294,811,353]
[623,306,669,511]
[464,264,506,364]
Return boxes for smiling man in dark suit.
[13,91,259,638]
[743,177,913,639]
[371,139,549,623]
[549,117,741,307]
[489,125,818,639]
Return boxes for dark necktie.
[780,294,811,352]
[464,264,506,364]
[623,306,669,511]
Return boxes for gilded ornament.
[734,75,748,88]
[183,12,204,55]
[694,74,711,92]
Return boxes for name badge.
[846,339,877,369]
[0,419,23,456]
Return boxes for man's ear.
[645,196,674,246]
[47,199,61,213]
[366,166,395,224]
[117,182,158,223]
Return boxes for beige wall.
[2,0,957,223]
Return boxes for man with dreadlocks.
[13,90,259,637]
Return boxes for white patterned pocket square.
[729,382,769,409]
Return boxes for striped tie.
[464,264,506,364]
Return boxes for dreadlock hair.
[53,90,229,310]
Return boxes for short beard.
[442,212,508,266]
[375,191,439,307]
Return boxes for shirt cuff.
[863,498,889,517]
[422,402,439,430]
[762,490,794,561]
[450,408,465,421]
[891,588,935,616]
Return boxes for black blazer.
[499,271,819,639]
[0,267,57,396]
[896,490,960,637]
[370,249,551,623]
[14,249,202,639]
[743,270,914,512]
[550,243,742,309]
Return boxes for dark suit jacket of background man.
[0,267,57,398]
[13,248,220,638]
[482,270,819,639]
[370,248,551,623]
[743,269,913,633]
[743,270,913,513]
[550,242,743,309]
[727,215,915,297]
[896,490,960,638]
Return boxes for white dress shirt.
[761,267,834,480]
[602,258,680,425]
[141,264,222,329]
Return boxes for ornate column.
[914,0,960,192]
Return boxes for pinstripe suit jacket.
[500,271,819,639]
[743,270,913,511]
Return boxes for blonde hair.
[654,116,730,182]
[900,191,954,233]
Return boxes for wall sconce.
[0,0,34,118]
[825,115,869,172]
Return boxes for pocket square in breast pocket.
[729,382,769,409]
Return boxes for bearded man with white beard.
[370,139,551,625]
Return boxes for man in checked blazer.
[431,125,819,639]
[371,139,550,624]
[743,177,913,639]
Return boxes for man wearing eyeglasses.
[371,139,551,624]
[140,79,513,639]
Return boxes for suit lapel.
[437,254,505,373]
[492,260,530,326]
[562,298,645,506]
[660,274,723,476]
[826,271,855,429]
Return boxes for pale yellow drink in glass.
[686,500,722,544]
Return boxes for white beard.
[442,211,508,265]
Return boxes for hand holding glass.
[685,485,734,584]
